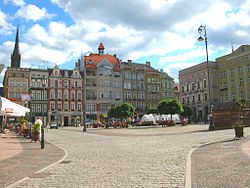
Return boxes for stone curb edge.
[5,140,68,188]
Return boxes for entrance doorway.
[64,116,69,126]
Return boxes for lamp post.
[81,52,92,132]
[41,75,47,149]
[197,25,214,131]
[83,58,87,132]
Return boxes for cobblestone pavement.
[8,125,250,188]
[0,137,64,188]
[191,136,250,188]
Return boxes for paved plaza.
[1,125,250,188]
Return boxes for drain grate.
[59,160,72,164]
[29,172,52,178]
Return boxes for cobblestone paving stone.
[9,126,250,188]
[191,136,250,188]
[0,137,64,188]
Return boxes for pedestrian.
[35,117,42,141]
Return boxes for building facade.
[47,65,84,126]
[29,69,48,124]
[216,45,250,102]
[160,69,175,99]
[179,61,218,121]
[83,43,122,121]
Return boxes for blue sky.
[1,0,250,82]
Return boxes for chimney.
[127,60,132,64]
[146,61,151,67]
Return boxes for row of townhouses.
[3,28,176,126]
[179,45,250,122]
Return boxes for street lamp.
[41,75,47,149]
[81,51,92,132]
[197,25,214,131]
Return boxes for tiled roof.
[84,53,121,69]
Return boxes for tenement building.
[179,61,218,122]
[216,45,250,102]
[82,43,122,121]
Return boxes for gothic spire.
[11,25,21,68]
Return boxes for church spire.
[11,25,21,68]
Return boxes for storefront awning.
[0,97,30,117]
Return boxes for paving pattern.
[6,125,250,188]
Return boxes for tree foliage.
[180,105,193,118]
[108,103,135,119]
[157,98,183,120]
[147,108,158,114]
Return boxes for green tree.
[180,106,193,119]
[147,108,158,114]
[119,102,135,118]
[157,98,183,120]
[108,103,135,119]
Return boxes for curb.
[5,139,68,188]
[185,147,197,188]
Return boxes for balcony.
[220,87,228,91]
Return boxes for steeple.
[11,25,21,68]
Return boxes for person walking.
[35,117,42,141]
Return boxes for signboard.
[5,108,13,113]
[21,94,31,102]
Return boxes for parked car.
[49,122,58,129]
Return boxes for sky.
[0,0,250,83]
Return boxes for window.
[64,81,68,87]
[37,104,41,112]
[203,80,207,88]
[204,93,207,101]
[77,103,82,111]
[10,80,15,86]
[239,79,244,86]
[77,81,82,88]
[64,91,68,99]
[50,91,55,99]
[78,92,82,100]
[71,92,75,100]
[64,103,68,111]
[58,91,62,99]
[58,103,62,110]
[51,103,55,110]
[71,103,75,111]
[238,67,243,74]
[181,85,184,92]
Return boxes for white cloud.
[3,0,26,6]
[0,9,13,35]
[2,0,250,83]
[15,4,55,21]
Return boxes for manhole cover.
[29,172,52,178]
[60,160,72,164]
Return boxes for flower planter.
[234,126,244,139]
[31,131,39,142]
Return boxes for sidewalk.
[0,130,65,188]
[0,130,22,161]
[191,136,250,188]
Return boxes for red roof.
[84,53,120,68]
